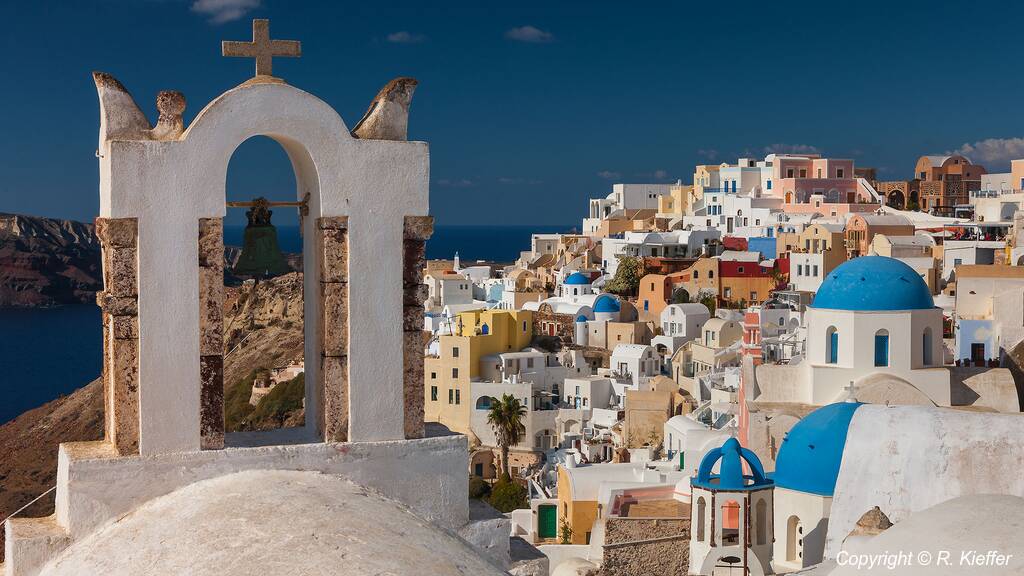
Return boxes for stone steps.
[4,515,71,576]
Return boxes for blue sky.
[2,0,1024,226]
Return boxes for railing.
[970,189,1021,198]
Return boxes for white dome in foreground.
[40,470,506,576]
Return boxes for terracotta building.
[915,154,986,213]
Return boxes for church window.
[756,499,767,545]
[696,497,706,541]
[874,329,889,367]
[826,326,838,364]
[431,386,437,401]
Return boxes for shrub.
[469,475,491,500]
[488,477,528,513]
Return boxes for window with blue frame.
[767,179,772,190]
[874,330,889,366]
[827,326,838,364]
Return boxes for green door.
[538,505,557,539]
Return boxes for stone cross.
[844,380,858,403]
[222,19,301,77]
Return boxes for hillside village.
[419,152,1024,574]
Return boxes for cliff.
[0,213,101,307]
[0,272,305,558]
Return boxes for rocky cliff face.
[0,213,102,307]
[0,271,305,559]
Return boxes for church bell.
[233,197,292,278]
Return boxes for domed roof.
[692,437,772,491]
[773,402,862,496]
[593,295,621,313]
[564,272,591,285]
[40,470,506,576]
[575,314,588,323]
[812,256,933,311]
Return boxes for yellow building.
[556,465,601,545]
[657,183,694,218]
[424,309,534,434]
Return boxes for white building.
[610,344,661,387]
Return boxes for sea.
[0,224,573,424]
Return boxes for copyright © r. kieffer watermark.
[836,550,1014,570]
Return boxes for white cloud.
[191,0,260,24]
[386,31,426,44]
[762,143,820,155]
[437,178,475,188]
[951,138,1024,170]
[505,25,554,43]
[597,170,621,180]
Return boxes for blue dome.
[593,295,621,313]
[564,272,591,285]
[575,315,588,323]
[812,256,933,311]
[773,402,862,496]
[692,438,773,491]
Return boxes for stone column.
[318,216,349,442]
[403,216,433,439]
[198,218,225,450]
[95,217,140,456]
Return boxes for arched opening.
[785,191,793,204]
[888,190,905,209]
[481,323,489,335]
[787,515,803,563]
[222,136,308,440]
[476,396,496,410]
[755,498,767,545]
[874,329,889,367]
[826,326,838,364]
[696,496,706,541]
[922,327,933,366]
[721,499,741,544]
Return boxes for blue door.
[874,332,889,366]
[828,331,839,364]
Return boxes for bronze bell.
[233,197,292,278]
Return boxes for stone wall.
[318,216,349,442]
[198,218,225,449]
[403,216,433,439]
[600,517,690,576]
[95,217,139,456]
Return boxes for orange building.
[914,154,986,212]
[845,214,914,259]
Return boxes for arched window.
[721,500,741,545]
[481,323,489,335]
[923,327,933,366]
[696,497,706,541]
[756,499,767,545]
[787,515,803,562]
[874,329,889,367]
[475,396,495,410]
[708,270,714,279]
[826,326,838,364]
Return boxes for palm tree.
[487,394,527,479]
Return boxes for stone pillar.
[403,216,433,439]
[318,216,349,442]
[198,218,225,450]
[95,217,140,456]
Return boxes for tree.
[698,291,717,315]
[487,394,527,478]
[489,475,528,513]
[604,255,647,296]
[559,518,574,544]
